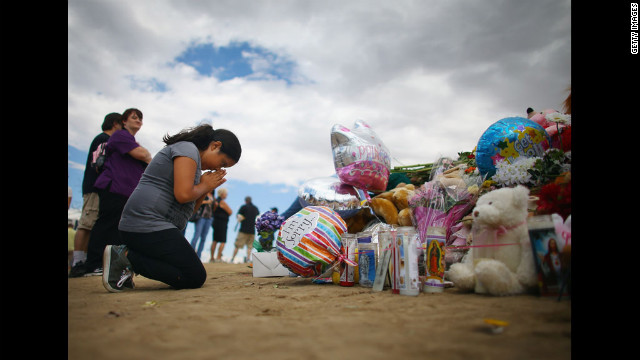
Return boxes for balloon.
[297,176,367,219]
[331,120,391,193]
[476,117,551,178]
[276,206,348,277]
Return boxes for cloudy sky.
[68,0,571,190]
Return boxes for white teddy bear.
[447,185,537,296]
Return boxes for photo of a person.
[540,237,564,290]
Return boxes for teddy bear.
[343,182,417,233]
[368,183,415,226]
[447,185,537,296]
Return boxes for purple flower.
[255,211,285,234]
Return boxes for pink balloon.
[331,120,391,193]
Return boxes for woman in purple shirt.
[83,108,152,275]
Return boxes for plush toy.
[344,183,416,232]
[527,108,557,127]
[397,208,413,226]
[366,183,416,226]
[527,107,571,152]
[345,208,375,233]
[368,197,399,225]
[447,185,537,296]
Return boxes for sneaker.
[83,267,103,277]
[102,245,135,293]
[68,261,87,278]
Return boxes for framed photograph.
[527,215,570,298]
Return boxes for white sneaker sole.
[102,245,122,293]
[83,270,103,277]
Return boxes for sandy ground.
[68,262,571,360]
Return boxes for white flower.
[545,112,571,125]
[491,157,540,187]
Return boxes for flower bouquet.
[535,172,571,220]
[408,157,483,266]
[254,211,285,252]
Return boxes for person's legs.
[74,229,91,253]
[246,238,253,262]
[210,221,217,261]
[85,189,127,272]
[121,228,206,289]
[210,241,218,262]
[72,192,100,267]
[191,219,204,250]
[231,247,239,262]
[215,242,225,261]
[233,232,253,262]
[197,218,213,259]
[212,219,228,261]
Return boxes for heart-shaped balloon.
[331,120,391,193]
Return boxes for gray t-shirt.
[119,141,202,233]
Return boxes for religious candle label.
[424,226,446,293]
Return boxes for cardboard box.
[252,251,291,277]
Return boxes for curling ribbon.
[336,253,358,267]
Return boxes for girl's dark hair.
[163,124,242,163]
[119,108,143,127]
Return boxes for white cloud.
[68,0,571,189]
[68,160,85,171]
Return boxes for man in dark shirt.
[231,196,259,263]
[69,112,122,277]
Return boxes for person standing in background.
[190,191,214,260]
[69,112,122,278]
[210,188,232,262]
[83,108,152,276]
[68,219,76,271]
[231,196,259,264]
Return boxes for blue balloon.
[475,117,551,178]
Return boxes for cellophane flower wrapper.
[409,159,482,254]
[428,157,458,182]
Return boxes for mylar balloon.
[276,206,348,278]
[475,117,551,178]
[331,120,391,193]
[297,176,367,219]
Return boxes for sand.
[68,262,571,360]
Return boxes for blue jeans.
[190,217,213,259]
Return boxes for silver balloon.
[297,176,367,218]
